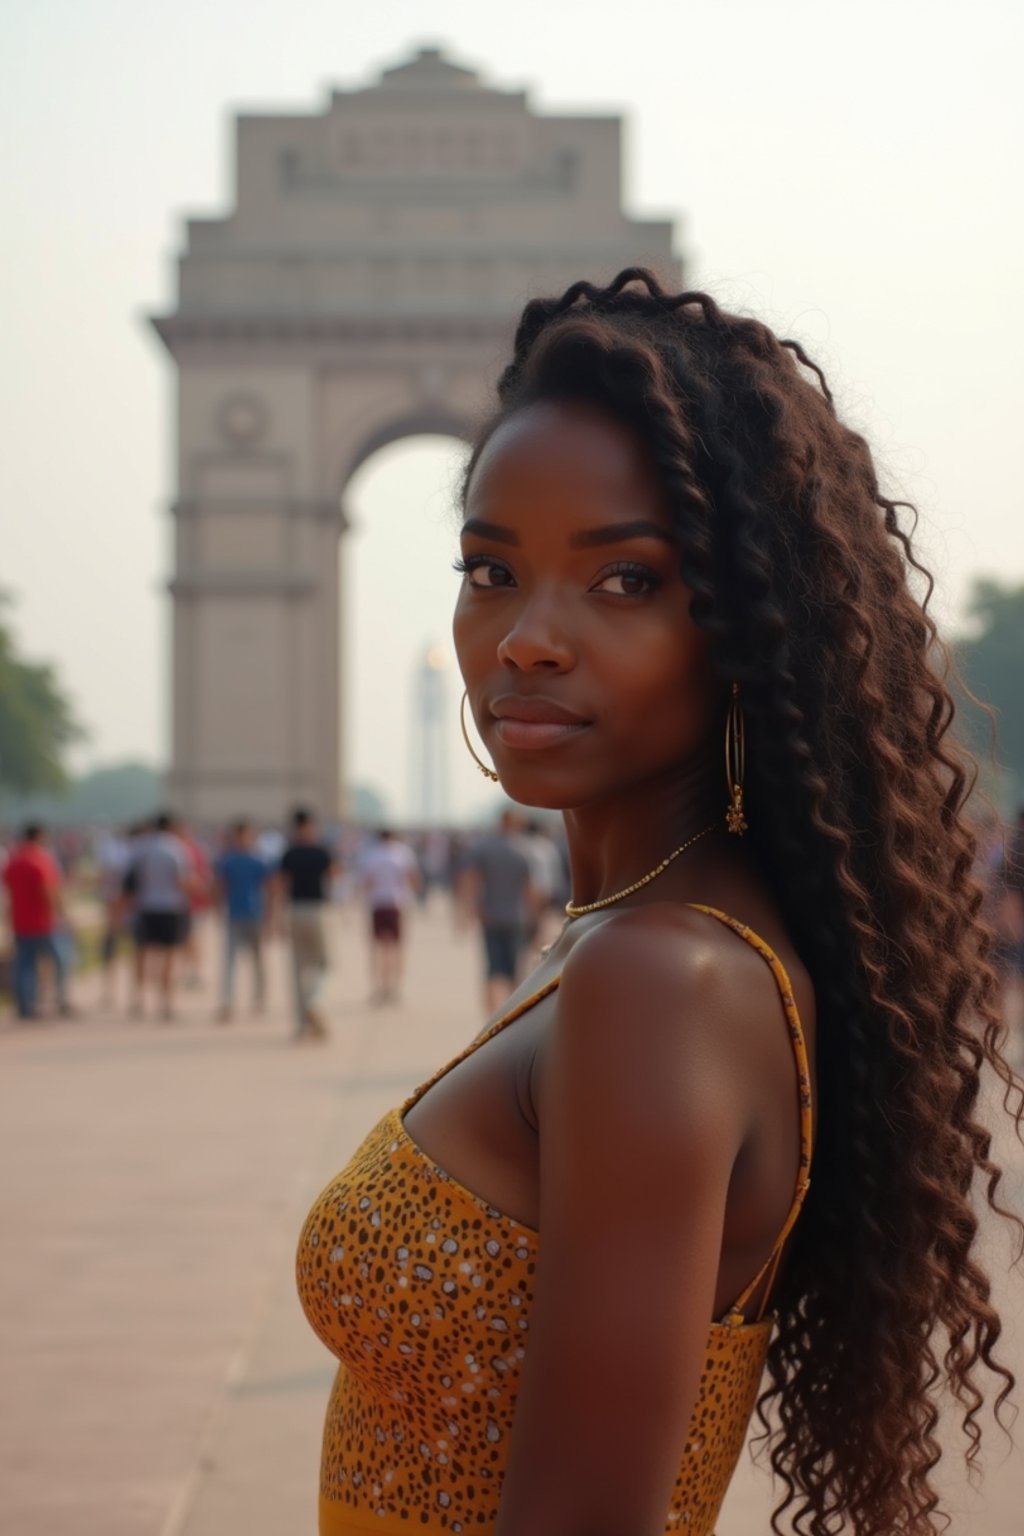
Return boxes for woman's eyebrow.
[569,520,677,548]
[460,517,676,549]
[461,518,519,545]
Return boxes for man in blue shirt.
[214,820,269,1021]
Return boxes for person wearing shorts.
[482,925,521,988]
[359,830,420,1004]
[372,905,402,943]
[126,813,191,1021]
[460,811,535,1013]
[138,911,185,947]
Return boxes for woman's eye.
[453,557,514,589]
[593,565,660,597]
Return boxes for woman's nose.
[496,593,574,672]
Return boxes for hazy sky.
[4,0,1022,820]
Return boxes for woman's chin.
[492,765,582,812]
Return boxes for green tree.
[69,762,161,822]
[952,578,1024,798]
[0,762,162,827]
[0,592,82,796]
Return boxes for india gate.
[152,46,680,822]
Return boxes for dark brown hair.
[465,269,1023,1535]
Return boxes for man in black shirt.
[276,808,335,1040]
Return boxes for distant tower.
[412,645,450,825]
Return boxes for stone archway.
[151,45,680,822]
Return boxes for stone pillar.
[165,371,345,824]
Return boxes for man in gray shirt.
[126,812,192,1021]
[461,811,535,1013]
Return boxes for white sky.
[4,0,1023,821]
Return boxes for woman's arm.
[494,907,752,1536]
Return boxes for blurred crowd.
[0,805,571,1039]
[5,804,1023,1057]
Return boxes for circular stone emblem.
[217,392,269,445]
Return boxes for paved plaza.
[1,902,1021,1535]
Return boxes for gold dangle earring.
[460,690,499,783]
[725,682,748,835]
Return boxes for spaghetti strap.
[403,905,813,1325]
[401,975,562,1114]
[686,904,814,1323]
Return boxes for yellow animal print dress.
[297,906,814,1535]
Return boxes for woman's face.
[454,400,719,811]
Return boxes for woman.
[297,270,1021,1536]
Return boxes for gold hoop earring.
[460,690,499,783]
[725,682,748,835]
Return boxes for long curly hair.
[463,269,1023,1535]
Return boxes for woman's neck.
[560,757,722,912]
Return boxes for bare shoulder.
[557,900,778,1054]
[543,902,776,1156]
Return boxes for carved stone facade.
[152,46,681,822]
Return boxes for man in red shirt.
[2,824,68,1019]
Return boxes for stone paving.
[1,902,1021,1535]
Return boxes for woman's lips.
[491,717,591,750]
[488,695,591,752]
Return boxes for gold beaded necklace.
[564,823,717,919]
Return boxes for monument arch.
[152,45,681,821]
